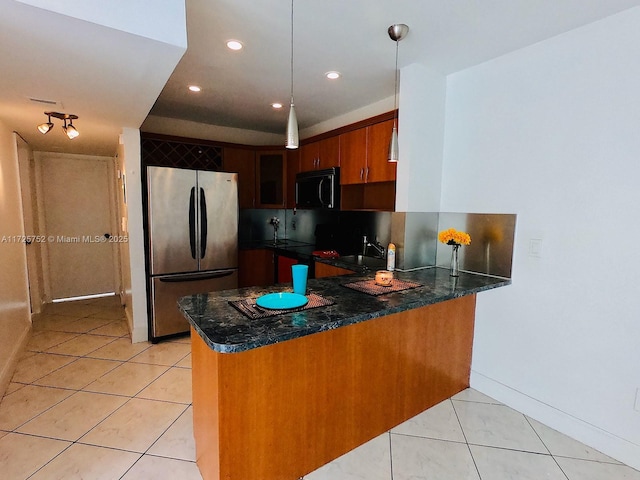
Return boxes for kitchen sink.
[339,254,386,270]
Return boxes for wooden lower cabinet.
[277,255,298,283]
[314,261,354,278]
[191,294,476,480]
[238,249,274,287]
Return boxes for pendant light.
[387,24,409,162]
[285,0,299,149]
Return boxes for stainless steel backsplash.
[434,212,516,278]
[240,209,516,278]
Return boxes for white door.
[39,154,117,300]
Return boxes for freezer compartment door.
[147,166,198,275]
[150,269,238,339]
[198,171,238,271]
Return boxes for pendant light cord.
[393,39,399,129]
[290,0,294,105]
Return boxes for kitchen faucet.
[270,217,280,245]
[362,235,386,259]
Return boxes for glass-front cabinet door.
[256,150,286,208]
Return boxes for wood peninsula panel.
[191,294,477,480]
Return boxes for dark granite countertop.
[179,267,511,354]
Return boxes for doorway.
[37,153,120,301]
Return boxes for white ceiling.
[0,0,185,156]
[2,0,639,156]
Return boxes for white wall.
[0,123,31,396]
[441,7,640,468]
[118,128,148,343]
[396,63,447,212]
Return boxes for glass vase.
[450,244,460,277]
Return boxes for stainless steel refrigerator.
[147,166,238,340]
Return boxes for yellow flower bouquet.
[438,228,471,277]
[438,228,471,246]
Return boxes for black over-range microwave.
[295,167,340,209]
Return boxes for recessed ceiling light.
[271,103,283,109]
[188,85,201,92]
[226,40,243,51]
[325,71,341,80]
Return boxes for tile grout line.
[24,434,76,480]
[141,403,192,456]
[15,311,127,478]
[450,398,484,480]
[524,415,571,480]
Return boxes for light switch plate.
[529,239,543,258]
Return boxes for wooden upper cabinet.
[318,136,340,170]
[300,142,319,173]
[339,128,368,185]
[366,119,397,183]
[300,137,340,173]
[339,119,397,185]
[222,147,256,209]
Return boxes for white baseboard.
[470,370,640,471]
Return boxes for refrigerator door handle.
[158,270,235,282]
[200,187,207,259]
[189,187,196,259]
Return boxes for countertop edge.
[180,271,511,354]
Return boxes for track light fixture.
[37,111,80,139]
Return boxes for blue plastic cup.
[291,264,308,295]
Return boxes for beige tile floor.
[0,296,198,480]
[1,296,639,479]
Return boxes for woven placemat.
[342,279,422,296]
[229,293,335,320]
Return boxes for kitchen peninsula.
[179,267,510,480]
